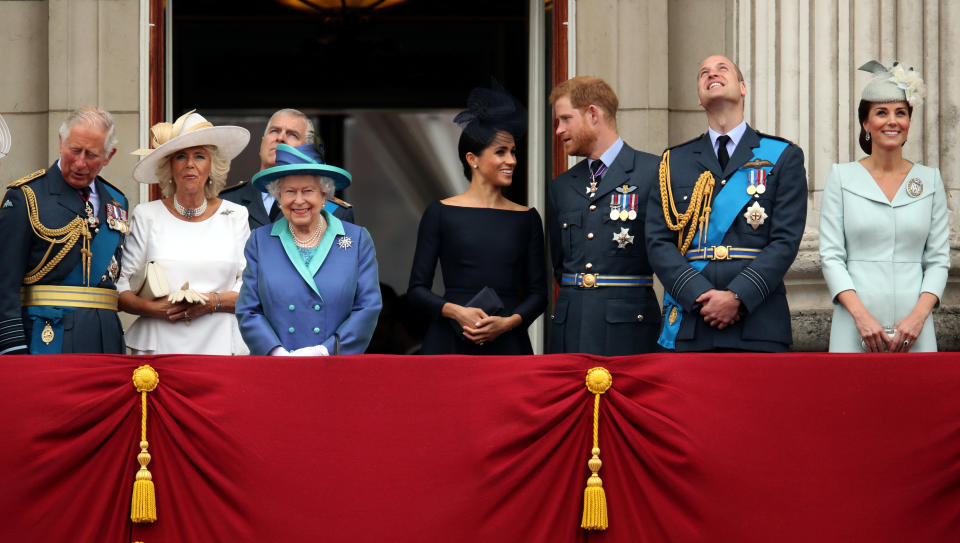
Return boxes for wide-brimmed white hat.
[0,113,10,158]
[132,110,250,183]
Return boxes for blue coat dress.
[237,210,381,355]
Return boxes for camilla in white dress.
[118,110,252,355]
[118,199,250,354]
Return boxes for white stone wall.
[0,0,142,207]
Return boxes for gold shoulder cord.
[658,150,717,254]
[19,185,92,285]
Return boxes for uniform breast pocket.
[559,211,582,255]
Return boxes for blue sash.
[29,183,126,354]
[658,137,788,349]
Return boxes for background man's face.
[259,113,308,169]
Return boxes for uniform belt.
[21,285,119,310]
[685,246,761,261]
[560,273,653,288]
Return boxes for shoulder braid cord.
[19,185,92,286]
[658,150,717,254]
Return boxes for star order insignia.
[744,201,768,230]
[612,227,634,249]
[337,236,353,250]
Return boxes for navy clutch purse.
[449,286,504,337]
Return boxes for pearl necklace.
[289,216,326,249]
[173,194,207,218]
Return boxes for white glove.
[168,281,210,305]
[268,346,291,356]
[290,344,330,357]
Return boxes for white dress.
[117,199,251,355]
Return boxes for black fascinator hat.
[454,80,527,180]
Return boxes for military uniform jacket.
[645,125,807,352]
[546,143,662,355]
[0,163,127,354]
[221,180,355,232]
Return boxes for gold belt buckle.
[580,273,598,288]
[710,245,732,260]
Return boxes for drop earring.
[865,132,871,141]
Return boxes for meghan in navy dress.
[408,83,547,355]
[409,201,546,354]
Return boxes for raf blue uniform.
[236,211,380,355]
[547,143,662,355]
[645,125,807,352]
[221,180,355,232]
[0,164,128,354]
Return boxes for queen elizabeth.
[237,143,381,355]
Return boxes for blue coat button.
[313,327,320,334]
[289,304,295,311]
[288,326,295,333]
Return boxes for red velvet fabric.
[1,353,959,542]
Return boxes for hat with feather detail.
[859,60,925,107]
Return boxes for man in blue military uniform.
[645,55,807,352]
[547,76,662,355]
[221,108,354,231]
[0,107,128,355]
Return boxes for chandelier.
[274,0,408,12]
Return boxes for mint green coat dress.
[819,161,950,352]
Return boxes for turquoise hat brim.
[252,163,352,192]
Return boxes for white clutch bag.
[130,261,170,299]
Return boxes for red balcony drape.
[1,352,958,542]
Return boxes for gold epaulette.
[331,196,353,209]
[8,169,45,188]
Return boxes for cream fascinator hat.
[859,60,925,106]
[132,110,250,183]
[0,113,11,159]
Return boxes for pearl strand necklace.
[289,215,326,249]
[173,194,207,218]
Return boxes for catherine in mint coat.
[819,161,949,352]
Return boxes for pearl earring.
[472,164,478,169]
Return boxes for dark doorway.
[172,0,529,199]
[171,0,531,296]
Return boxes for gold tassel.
[581,367,612,531]
[131,365,160,524]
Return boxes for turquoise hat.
[252,143,352,192]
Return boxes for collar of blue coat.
[270,209,346,297]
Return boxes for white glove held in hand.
[168,281,210,305]
[268,346,291,356]
[290,345,330,357]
